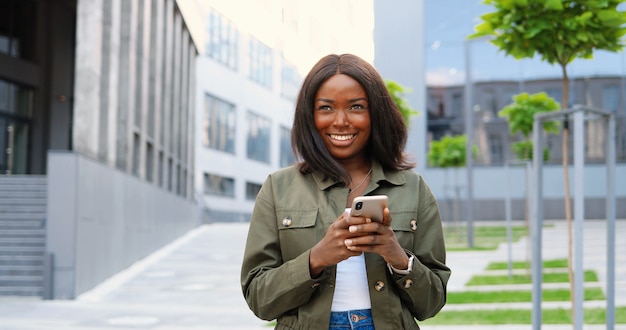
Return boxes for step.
[0,265,44,276]
[0,228,46,239]
[0,197,47,205]
[0,275,43,287]
[0,191,47,198]
[0,175,47,184]
[0,246,46,256]
[0,205,47,213]
[0,214,46,221]
[0,286,43,297]
[0,255,44,266]
[0,220,44,229]
[0,238,46,248]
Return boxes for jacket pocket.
[390,211,417,249]
[277,208,318,261]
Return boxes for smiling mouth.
[329,134,356,141]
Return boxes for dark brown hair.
[291,54,414,185]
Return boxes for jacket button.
[404,279,414,289]
[311,282,320,289]
[374,281,385,291]
[410,220,417,231]
[282,217,292,227]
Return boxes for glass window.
[0,79,34,117]
[245,181,262,200]
[451,93,463,118]
[203,172,235,197]
[246,111,271,163]
[249,37,273,88]
[481,88,497,119]
[203,94,236,153]
[602,85,620,113]
[0,0,38,62]
[489,133,503,165]
[279,125,295,167]
[281,57,300,100]
[206,9,238,69]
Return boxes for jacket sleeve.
[240,176,326,321]
[391,177,450,321]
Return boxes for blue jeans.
[329,309,374,330]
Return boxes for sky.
[424,0,626,86]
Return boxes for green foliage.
[469,0,626,67]
[427,135,477,168]
[499,92,560,160]
[499,92,560,138]
[512,140,551,161]
[384,79,419,125]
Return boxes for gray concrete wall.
[46,151,198,299]
[424,163,626,220]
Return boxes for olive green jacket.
[241,161,450,329]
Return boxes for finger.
[348,221,382,234]
[344,234,377,248]
[332,212,351,229]
[382,207,392,226]
[345,215,370,226]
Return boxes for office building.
[194,0,374,222]
[0,0,201,299]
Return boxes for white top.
[330,208,372,312]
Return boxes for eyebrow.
[315,97,368,103]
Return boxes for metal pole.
[505,161,512,279]
[531,116,544,330]
[573,110,585,330]
[606,113,616,330]
[463,39,474,247]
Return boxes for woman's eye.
[351,104,365,110]
[318,105,332,111]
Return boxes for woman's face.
[314,74,371,163]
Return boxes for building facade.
[194,0,375,223]
[0,0,201,299]
[427,76,626,166]
[373,0,625,221]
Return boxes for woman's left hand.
[343,207,409,271]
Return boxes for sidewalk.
[0,220,623,330]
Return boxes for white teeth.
[330,134,354,141]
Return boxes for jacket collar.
[311,160,407,192]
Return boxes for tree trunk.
[560,63,575,323]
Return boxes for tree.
[500,91,561,271]
[385,79,419,125]
[499,91,560,160]
[428,135,477,242]
[470,0,626,322]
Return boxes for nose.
[332,109,349,127]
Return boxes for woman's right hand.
[308,212,369,278]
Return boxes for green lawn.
[487,258,569,270]
[425,256,621,325]
[448,287,605,304]
[444,224,530,250]
[420,307,626,325]
[467,270,598,285]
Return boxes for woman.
[241,54,450,329]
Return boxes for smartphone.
[350,195,388,223]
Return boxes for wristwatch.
[387,253,414,275]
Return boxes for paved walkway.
[0,220,624,330]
